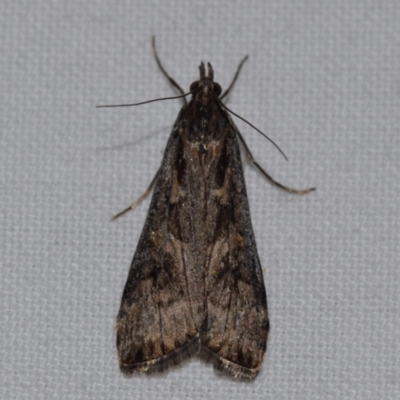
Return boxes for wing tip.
[199,345,262,381]
[119,335,201,375]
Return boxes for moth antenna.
[220,55,249,100]
[152,36,186,101]
[220,102,288,161]
[96,92,191,108]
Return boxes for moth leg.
[112,169,159,220]
[220,55,249,101]
[236,131,315,195]
[152,36,187,105]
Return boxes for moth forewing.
[111,40,314,380]
[115,62,268,380]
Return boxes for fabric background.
[1,1,399,399]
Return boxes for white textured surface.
[1,1,399,399]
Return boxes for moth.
[98,38,314,380]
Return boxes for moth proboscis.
[98,37,315,380]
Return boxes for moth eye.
[213,83,222,96]
[190,81,200,93]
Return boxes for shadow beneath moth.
[98,37,314,380]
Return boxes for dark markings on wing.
[116,63,268,380]
[116,113,203,374]
[199,119,268,380]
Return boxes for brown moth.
[99,38,314,380]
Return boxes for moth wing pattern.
[199,119,269,380]
[113,54,274,380]
[116,117,202,374]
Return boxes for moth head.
[189,62,222,99]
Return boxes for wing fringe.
[199,345,261,380]
[120,335,201,375]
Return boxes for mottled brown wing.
[116,126,201,374]
[200,124,269,380]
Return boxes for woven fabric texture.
[1,1,399,399]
